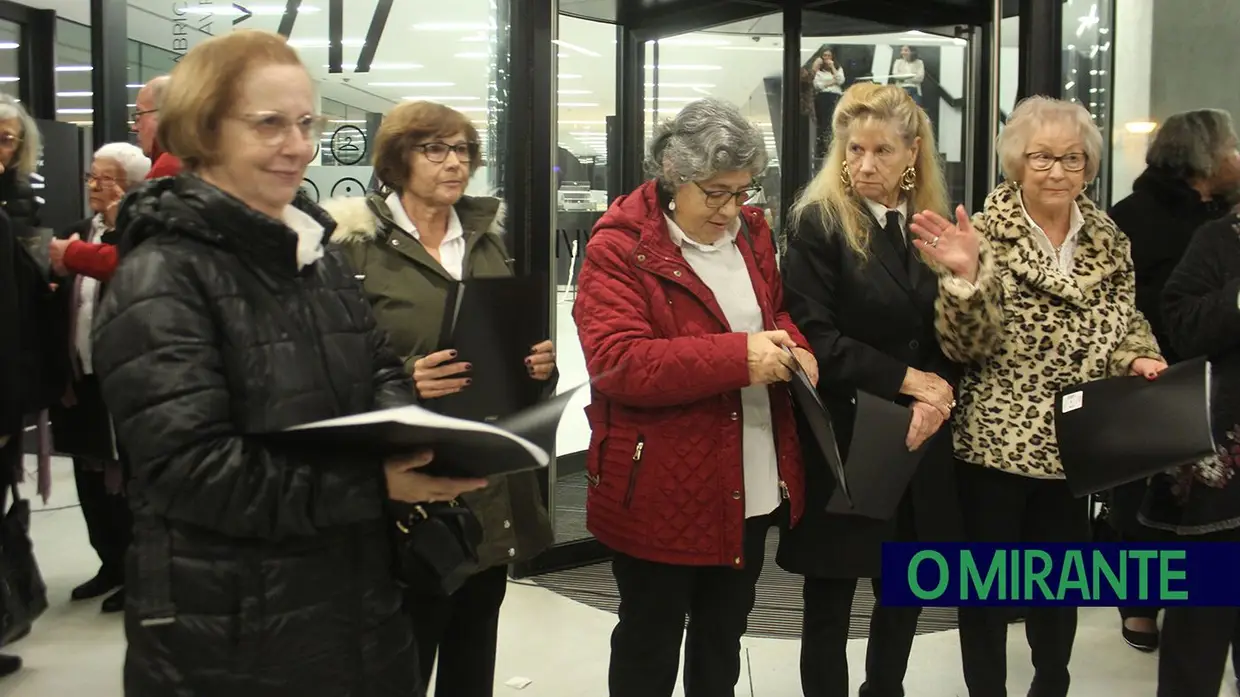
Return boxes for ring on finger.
[930,236,940,248]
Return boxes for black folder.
[826,390,929,519]
[433,275,548,423]
[1055,357,1215,498]
[785,348,850,506]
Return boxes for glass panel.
[803,22,972,209]
[56,19,94,130]
[0,20,20,102]
[551,13,616,544]
[1062,0,1115,205]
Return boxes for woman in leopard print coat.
[910,96,1164,697]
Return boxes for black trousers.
[608,511,777,697]
[801,576,920,697]
[955,463,1090,697]
[813,91,841,157]
[73,457,132,581]
[1157,528,1240,697]
[406,564,509,697]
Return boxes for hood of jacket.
[116,174,335,277]
[323,191,504,245]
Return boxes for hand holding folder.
[1054,356,1215,497]
[826,391,930,520]
[785,348,851,506]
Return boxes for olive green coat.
[323,192,553,570]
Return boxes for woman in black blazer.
[778,83,962,697]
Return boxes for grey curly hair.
[1146,109,1237,181]
[645,98,768,195]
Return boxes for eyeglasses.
[131,107,158,122]
[694,181,762,209]
[0,133,21,149]
[233,112,328,146]
[414,142,479,164]
[84,173,120,189]
[1025,151,1087,172]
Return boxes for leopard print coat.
[935,181,1162,478]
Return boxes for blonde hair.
[789,83,949,260]
[997,96,1103,182]
[158,30,306,169]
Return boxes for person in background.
[911,96,1164,697]
[50,75,182,283]
[89,30,485,696]
[574,98,814,697]
[47,142,151,616]
[778,83,960,697]
[810,47,845,158]
[1104,108,1240,651]
[323,100,555,697]
[0,91,55,681]
[890,46,925,106]
[1154,204,1240,697]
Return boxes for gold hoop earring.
[900,165,917,192]
[840,161,853,190]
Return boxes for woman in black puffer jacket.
[91,31,487,697]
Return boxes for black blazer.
[775,207,962,579]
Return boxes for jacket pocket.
[623,435,646,508]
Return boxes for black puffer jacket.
[92,175,419,697]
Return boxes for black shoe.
[100,587,125,614]
[1122,623,1159,652]
[0,653,21,677]
[71,571,121,601]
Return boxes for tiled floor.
[5,457,1236,696]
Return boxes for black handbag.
[389,498,484,596]
[233,261,484,596]
[0,483,48,646]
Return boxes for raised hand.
[910,204,981,283]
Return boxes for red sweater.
[62,152,182,281]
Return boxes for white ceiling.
[20,1,978,159]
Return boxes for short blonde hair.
[998,96,1103,182]
[790,83,949,260]
[0,93,40,176]
[372,101,481,193]
[158,30,305,169]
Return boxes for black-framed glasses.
[694,181,761,209]
[414,142,479,164]
[131,107,158,122]
[1025,151,1087,172]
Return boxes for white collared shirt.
[863,198,910,246]
[385,191,467,279]
[665,215,782,519]
[1018,190,1085,276]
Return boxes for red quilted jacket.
[573,180,808,568]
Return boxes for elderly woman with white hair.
[46,142,151,617]
[574,97,815,697]
[911,96,1165,697]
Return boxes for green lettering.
[1057,550,1090,600]
[1159,550,1188,601]
[909,551,949,600]
[962,550,1005,600]
[1010,547,1020,600]
[1129,550,1158,600]
[1091,549,1126,600]
[1024,550,1054,600]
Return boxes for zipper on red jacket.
[779,480,790,500]
[623,436,645,508]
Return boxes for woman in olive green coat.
[323,101,554,697]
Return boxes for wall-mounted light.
[1125,121,1157,134]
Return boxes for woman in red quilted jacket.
[573,98,815,697]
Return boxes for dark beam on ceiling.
[327,0,343,73]
[354,0,394,73]
[276,0,302,37]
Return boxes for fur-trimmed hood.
[323,192,505,245]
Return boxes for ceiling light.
[401,96,481,101]
[369,81,455,88]
[412,22,492,31]
[57,91,92,98]
[552,40,601,57]
[56,65,92,72]
[0,77,17,83]
[56,108,93,114]
[0,42,17,50]
[644,65,722,71]
[126,83,143,88]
